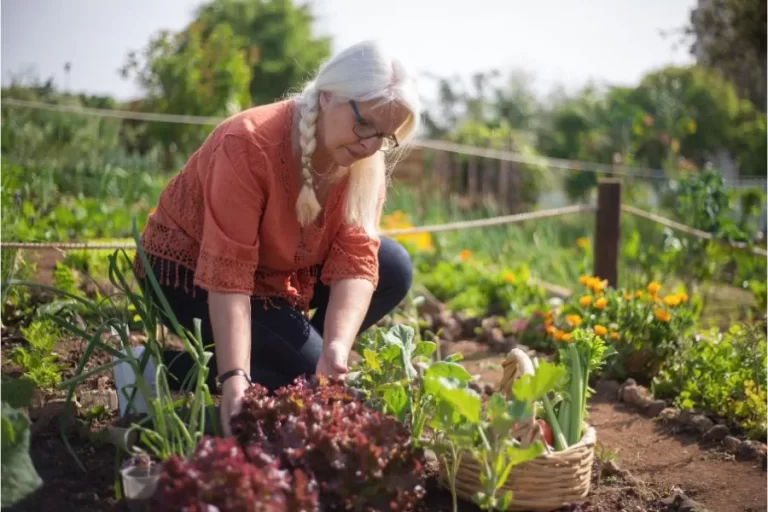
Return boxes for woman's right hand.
[220,375,250,437]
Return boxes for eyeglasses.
[349,100,399,152]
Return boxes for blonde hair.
[290,40,421,236]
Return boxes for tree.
[121,22,252,169]
[194,0,332,105]
[688,0,767,110]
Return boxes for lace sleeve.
[320,223,381,288]
[194,135,267,294]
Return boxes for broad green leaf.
[443,352,464,363]
[413,341,437,359]
[424,361,472,385]
[436,380,481,424]
[378,383,409,422]
[363,348,381,372]
[380,343,402,363]
[384,324,414,348]
[1,401,43,507]
[511,360,565,402]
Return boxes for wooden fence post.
[594,178,622,287]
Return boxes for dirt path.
[455,341,767,512]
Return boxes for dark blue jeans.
[153,237,412,392]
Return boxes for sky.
[1,0,698,105]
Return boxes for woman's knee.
[378,237,413,300]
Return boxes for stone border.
[613,379,767,467]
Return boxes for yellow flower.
[546,325,558,336]
[610,331,619,341]
[670,138,680,153]
[560,333,572,342]
[594,297,608,310]
[459,249,472,262]
[623,292,632,301]
[635,291,644,299]
[579,275,591,286]
[647,281,662,296]
[503,272,516,283]
[565,314,582,327]
[579,295,593,307]
[663,294,681,307]
[553,329,565,341]
[589,278,607,293]
[576,237,590,250]
[677,292,689,303]
[594,325,608,336]
[654,308,671,322]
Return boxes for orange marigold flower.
[610,331,619,340]
[561,333,573,342]
[459,249,472,261]
[579,295,593,307]
[623,292,632,301]
[647,281,662,296]
[579,275,591,286]
[503,272,516,283]
[594,297,608,310]
[677,292,689,303]
[565,314,582,327]
[589,278,607,293]
[663,294,681,307]
[654,309,671,322]
[635,291,644,299]
[594,325,608,336]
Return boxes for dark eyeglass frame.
[349,100,399,151]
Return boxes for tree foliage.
[688,0,767,110]
[194,0,332,105]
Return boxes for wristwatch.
[215,368,252,389]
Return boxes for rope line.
[622,204,768,258]
[0,97,687,180]
[0,205,595,250]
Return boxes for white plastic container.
[121,462,161,510]
[113,346,157,417]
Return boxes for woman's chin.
[333,148,358,167]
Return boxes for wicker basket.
[437,350,596,511]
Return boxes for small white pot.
[121,462,161,510]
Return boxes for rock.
[661,490,709,512]
[736,440,767,462]
[77,389,118,412]
[702,424,729,442]
[690,414,715,434]
[622,384,649,407]
[596,379,621,399]
[416,294,444,317]
[618,378,637,401]
[437,310,461,342]
[723,436,742,453]
[644,399,668,418]
[658,408,678,422]
[678,410,695,425]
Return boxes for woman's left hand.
[316,340,349,379]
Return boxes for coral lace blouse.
[135,100,381,313]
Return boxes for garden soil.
[3,334,767,512]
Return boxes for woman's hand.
[316,340,350,379]
[220,375,250,437]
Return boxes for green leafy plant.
[653,322,767,440]
[12,318,63,389]
[1,400,43,507]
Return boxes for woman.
[135,40,421,435]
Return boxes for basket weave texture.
[438,350,596,511]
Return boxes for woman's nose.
[360,137,382,154]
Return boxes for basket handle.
[498,348,548,451]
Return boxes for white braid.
[295,87,322,226]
